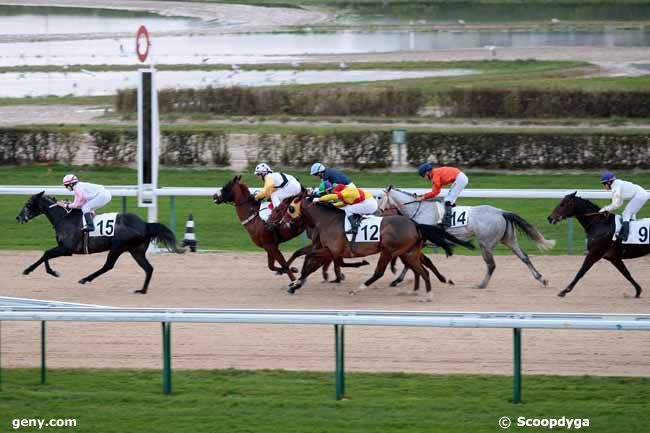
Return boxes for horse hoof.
[557,291,567,297]
[474,284,486,289]
[448,280,455,286]
[330,279,342,284]
[541,279,548,286]
[322,273,329,281]
[134,289,146,294]
[49,271,60,278]
[78,278,88,285]
[389,281,398,287]
[22,269,31,275]
[360,260,370,266]
[287,287,296,294]
[290,267,298,273]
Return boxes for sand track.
[2,251,649,376]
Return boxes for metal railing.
[1,304,649,402]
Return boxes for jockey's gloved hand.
[313,197,321,203]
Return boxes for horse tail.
[146,223,186,254]
[416,224,475,257]
[502,212,555,250]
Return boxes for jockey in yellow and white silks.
[599,171,648,241]
[253,163,301,208]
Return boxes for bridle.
[382,188,425,219]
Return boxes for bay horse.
[212,176,367,283]
[276,192,474,301]
[548,192,645,298]
[16,191,184,294]
[379,186,555,289]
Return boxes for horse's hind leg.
[129,244,154,294]
[400,251,432,302]
[421,254,452,285]
[23,246,70,277]
[78,248,123,285]
[502,233,547,286]
[389,265,409,287]
[606,257,642,298]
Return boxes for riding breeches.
[344,198,378,217]
[82,191,112,214]
[271,179,302,207]
[445,172,468,204]
[623,190,649,221]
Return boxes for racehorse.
[16,191,183,294]
[379,186,555,289]
[275,191,474,301]
[212,176,367,283]
[548,192,645,298]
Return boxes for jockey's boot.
[618,220,630,242]
[441,201,453,228]
[345,214,361,253]
[82,212,95,232]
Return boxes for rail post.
[122,196,127,214]
[162,322,172,394]
[170,196,176,235]
[334,324,345,400]
[41,321,46,384]
[513,328,522,404]
[567,217,574,255]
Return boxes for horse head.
[17,191,52,224]
[213,175,246,204]
[547,191,578,224]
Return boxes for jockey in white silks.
[253,163,302,209]
[58,174,112,232]
[599,171,649,241]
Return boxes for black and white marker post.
[182,214,197,252]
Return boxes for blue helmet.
[600,171,616,184]
[310,162,326,176]
[418,162,433,177]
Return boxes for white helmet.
[62,174,78,189]
[254,163,272,176]
[310,162,326,176]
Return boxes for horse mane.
[574,195,600,213]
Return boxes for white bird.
[458,19,466,25]
[550,18,560,24]
[80,69,96,77]
[291,61,300,69]
[231,64,240,72]
[339,62,349,70]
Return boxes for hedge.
[407,131,650,169]
[115,86,425,117]
[446,89,650,118]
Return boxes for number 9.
[639,226,649,243]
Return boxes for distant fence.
[0,185,629,254]
[1,303,649,402]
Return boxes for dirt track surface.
[2,251,650,376]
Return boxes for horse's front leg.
[23,246,71,277]
[559,252,603,297]
[264,243,296,281]
[289,248,331,293]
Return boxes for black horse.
[548,192,645,298]
[16,191,184,294]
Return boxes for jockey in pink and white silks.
[58,174,112,232]
[599,171,648,241]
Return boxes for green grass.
[1,369,649,433]
[4,164,650,254]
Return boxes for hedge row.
[407,131,650,169]
[446,89,650,118]
[115,86,425,117]
[3,127,650,170]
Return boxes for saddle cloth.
[259,202,272,222]
[613,216,650,244]
[344,215,382,243]
[433,202,470,227]
[87,213,118,238]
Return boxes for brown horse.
[213,176,366,282]
[275,192,473,301]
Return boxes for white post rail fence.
[1,305,649,402]
[2,185,630,254]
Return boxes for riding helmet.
[62,174,78,187]
[310,162,326,176]
[600,171,616,184]
[417,162,433,177]
[254,163,272,176]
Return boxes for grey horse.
[379,186,555,289]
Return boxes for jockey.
[599,171,648,241]
[314,183,377,247]
[253,163,302,209]
[416,163,469,228]
[310,162,352,197]
[58,174,112,232]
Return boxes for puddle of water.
[1,29,649,67]
[337,3,650,25]
[0,69,478,98]
[0,5,202,35]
